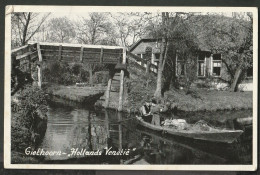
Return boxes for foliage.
[42,61,108,85]
[126,62,157,110]
[11,85,48,152]
[93,71,110,85]
[43,61,82,85]
[144,13,200,95]
[189,13,253,91]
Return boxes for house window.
[136,54,142,65]
[176,55,185,76]
[212,54,221,77]
[197,53,205,77]
[153,53,160,66]
[247,66,253,78]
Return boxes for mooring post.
[104,110,110,138]
[117,112,123,164]
[37,43,42,88]
[118,47,127,112]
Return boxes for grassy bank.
[125,59,253,113]
[43,82,252,114]
[44,84,106,103]
[126,86,252,114]
[164,88,252,112]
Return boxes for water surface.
[39,101,252,164]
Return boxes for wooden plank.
[11,45,29,54]
[30,54,38,61]
[37,43,42,88]
[16,51,36,60]
[58,45,62,60]
[37,43,43,62]
[62,56,80,61]
[28,46,32,75]
[28,41,124,50]
[80,46,84,62]
[100,47,104,63]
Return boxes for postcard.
[4,5,258,170]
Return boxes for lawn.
[44,84,106,103]
[165,88,253,112]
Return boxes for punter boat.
[136,116,244,144]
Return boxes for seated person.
[140,101,154,123]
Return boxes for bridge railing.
[127,51,158,73]
[29,42,124,64]
[12,42,126,73]
[11,43,38,73]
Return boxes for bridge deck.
[12,42,124,73]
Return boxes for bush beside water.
[11,85,48,162]
[43,61,109,86]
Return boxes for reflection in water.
[40,103,252,164]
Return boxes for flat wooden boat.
[136,116,244,143]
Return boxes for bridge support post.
[104,78,112,108]
[118,47,127,112]
[37,43,43,88]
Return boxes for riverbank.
[164,88,253,112]
[124,80,253,113]
[44,84,106,104]
[11,85,48,163]
[44,83,252,113]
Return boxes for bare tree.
[109,12,149,47]
[76,13,115,45]
[47,17,76,43]
[11,12,50,47]
[75,13,114,85]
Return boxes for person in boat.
[150,100,162,126]
[140,100,156,123]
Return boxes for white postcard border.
[4,5,258,171]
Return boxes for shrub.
[11,85,48,152]
[43,61,93,85]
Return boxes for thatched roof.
[129,15,251,54]
[129,38,161,54]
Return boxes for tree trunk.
[22,13,31,46]
[230,53,245,92]
[230,65,243,92]
[154,38,167,99]
[154,12,169,100]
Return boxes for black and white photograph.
[4,6,258,170]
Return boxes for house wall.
[130,41,253,91]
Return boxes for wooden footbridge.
[11,42,130,111]
[11,42,158,111]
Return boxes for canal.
[39,101,252,165]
